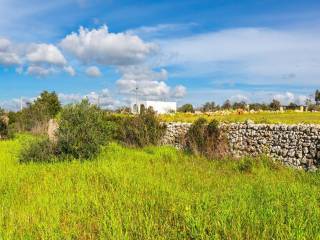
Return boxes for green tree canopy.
[269,99,281,111]
[178,104,194,113]
[201,102,216,112]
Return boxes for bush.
[116,108,166,147]
[186,118,229,159]
[56,100,115,159]
[20,138,56,163]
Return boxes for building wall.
[131,101,176,114]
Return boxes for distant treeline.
[177,89,320,113]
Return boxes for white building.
[131,100,176,114]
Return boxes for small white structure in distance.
[131,100,176,114]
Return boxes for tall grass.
[1,135,320,239]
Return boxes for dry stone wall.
[162,122,320,170]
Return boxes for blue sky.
[0,0,320,109]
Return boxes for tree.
[178,104,194,113]
[201,102,216,112]
[288,102,298,110]
[232,101,246,110]
[33,91,61,118]
[315,90,320,105]
[10,91,61,133]
[269,99,281,111]
[221,100,231,110]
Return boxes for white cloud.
[64,65,76,76]
[230,94,249,103]
[273,92,307,105]
[159,27,320,86]
[58,88,119,109]
[0,38,11,51]
[116,66,170,97]
[0,38,21,65]
[116,65,186,100]
[0,52,21,65]
[172,85,186,98]
[26,43,67,66]
[85,66,102,77]
[60,25,157,66]
[27,65,55,76]
[127,23,197,40]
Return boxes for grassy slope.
[160,111,320,124]
[1,135,320,239]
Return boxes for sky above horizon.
[0,0,320,110]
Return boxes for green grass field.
[1,135,320,239]
[160,111,320,124]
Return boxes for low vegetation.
[2,90,320,239]
[116,107,166,147]
[1,135,320,239]
[160,111,320,124]
[185,118,229,159]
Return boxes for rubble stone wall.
[162,122,320,170]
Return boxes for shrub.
[56,100,115,159]
[116,108,166,147]
[20,138,56,163]
[186,118,229,159]
[237,158,254,173]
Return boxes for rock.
[48,119,59,143]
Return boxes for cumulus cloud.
[0,38,11,51]
[0,52,21,65]
[60,25,157,66]
[26,43,67,66]
[58,88,119,109]
[273,92,307,105]
[85,66,102,77]
[172,85,187,98]
[116,66,170,97]
[27,65,55,76]
[0,37,21,66]
[64,65,76,76]
[116,65,186,100]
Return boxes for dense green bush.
[20,100,116,162]
[20,138,56,163]
[186,118,229,159]
[116,108,166,147]
[56,100,115,159]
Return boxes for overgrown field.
[1,135,320,239]
[160,111,320,124]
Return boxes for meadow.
[1,135,320,239]
[160,111,320,124]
